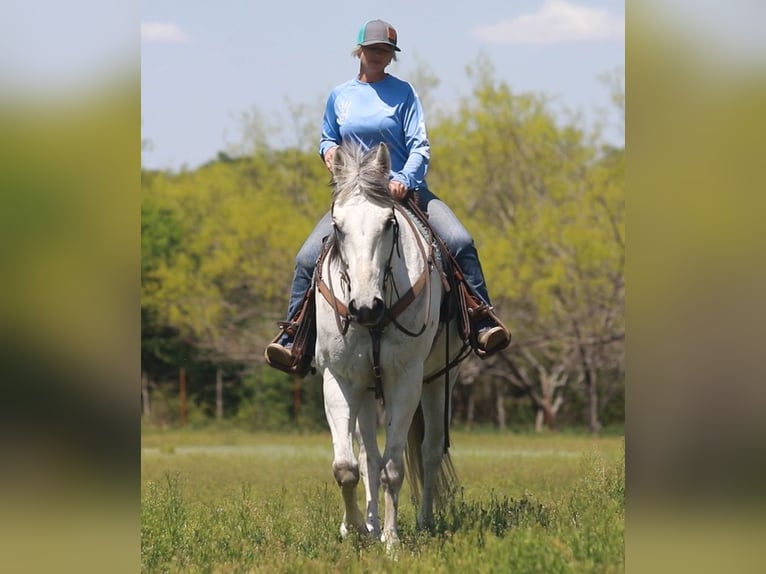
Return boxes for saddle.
[265,192,511,378]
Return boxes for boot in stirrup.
[474,317,511,357]
[264,328,295,371]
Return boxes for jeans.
[283,188,493,330]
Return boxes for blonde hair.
[352,45,398,62]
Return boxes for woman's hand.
[324,146,339,173]
[388,179,408,202]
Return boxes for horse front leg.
[380,370,423,548]
[323,371,367,538]
[355,396,381,537]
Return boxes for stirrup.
[477,325,510,356]
[265,342,294,369]
[276,320,299,337]
[471,308,512,359]
[264,310,315,378]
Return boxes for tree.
[428,55,624,433]
[140,58,624,431]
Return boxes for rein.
[315,234,350,336]
[316,201,436,402]
[380,204,433,334]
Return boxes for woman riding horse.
[266,18,510,371]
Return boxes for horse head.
[330,143,397,327]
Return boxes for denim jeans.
[283,188,493,330]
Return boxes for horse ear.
[332,145,346,177]
[374,143,391,172]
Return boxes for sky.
[140,0,625,171]
[5,2,765,173]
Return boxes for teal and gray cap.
[357,19,401,52]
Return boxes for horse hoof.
[381,533,400,560]
[380,531,400,545]
[340,522,373,539]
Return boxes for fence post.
[179,367,187,426]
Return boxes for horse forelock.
[332,143,393,209]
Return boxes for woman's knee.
[295,214,332,269]
[422,197,473,251]
[441,228,474,255]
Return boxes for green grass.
[141,428,624,573]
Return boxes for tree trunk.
[255,377,263,427]
[576,342,601,435]
[550,394,564,429]
[466,384,475,431]
[141,371,150,416]
[599,371,623,420]
[179,367,187,426]
[216,367,224,420]
[496,381,506,431]
[292,375,302,420]
[532,400,555,432]
[585,368,601,435]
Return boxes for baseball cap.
[357,19,401,52]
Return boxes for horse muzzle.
[348,297,385,327]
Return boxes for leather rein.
[315,202,435,402]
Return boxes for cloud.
[141,21,188,44]
[472,0,624,45]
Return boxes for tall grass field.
[142,428,624,573]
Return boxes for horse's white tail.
[404,403,459,509]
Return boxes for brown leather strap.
[316,203,432,334]
[316,276,349,318]
[383,267,427,325]
[315,235,350,335]
[377,203,432,330]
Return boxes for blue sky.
[140,0,625,171]
[141,0,625,169]
[6,2,764,172]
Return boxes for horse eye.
[385,217,396,230]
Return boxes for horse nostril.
[347,298,384,325]
[372,298,384,315]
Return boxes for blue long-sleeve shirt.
[319,74,430,190]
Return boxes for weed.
[141,431,624,573]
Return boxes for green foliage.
[427,57,624,431]
[141,473,188,569]
[232,368,326,432]
[235,368,296,431]
[141,432,625,573]
[565,449,625,570]
[142,383,211,428]
[140,55,624,431]
[433,488,551,538]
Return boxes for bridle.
[316,202,436,400]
